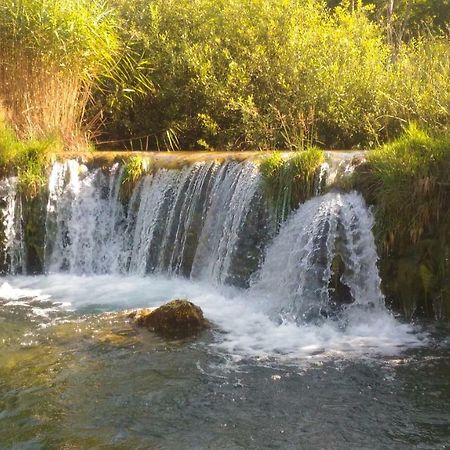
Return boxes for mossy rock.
[130,299,209,339]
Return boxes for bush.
[92,0,449,150]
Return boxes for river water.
[0,158,449,449]
[0,275,448,450]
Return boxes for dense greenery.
[0,0,448,150]
[0,0,118,143]
[260,148,325,223]
[90,0,449,150]
[354,125,450,319]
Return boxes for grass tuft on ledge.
[260,147,325,224]
[0,115,60,198]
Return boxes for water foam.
[6,274,424,363]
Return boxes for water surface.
[0,275,448,450]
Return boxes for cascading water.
[0,159,387,316]
[251,191,384,322]
[0,177,25,274]
[40,159,263,283]
[45,160,126,274]
[191,161,260,284]
[0,156,424,363]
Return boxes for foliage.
[260,148,325,224]
[384,36,450,138]
[356,124,450,318]
[0,0,119,143]
[89,0,449,150]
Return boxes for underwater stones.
[130,299,209,339]
[97,327,140,347]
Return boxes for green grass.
[120,155,153,201]
[0,116,59,198]
[260,148,325,224]
[357,124,450,318]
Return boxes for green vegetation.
[260,148,325,223]
[0,0,118,143]
[0,0,448,150]
[354,125,450,318]
[89,0,449,150]
[120,155,153,201]
[0,115,58,198]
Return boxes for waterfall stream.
[0,177,25,274]
[251,191,384,322]
[0,155,424,363]
[1,158,387,314]
[41,159,264,283]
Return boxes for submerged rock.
[130,299,209,339]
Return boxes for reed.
[0,0,118,145]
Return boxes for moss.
[132,299,209,339]
[259,148,325,224]
[355,124,450,319]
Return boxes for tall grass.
[0,0,118,145]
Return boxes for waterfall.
[0,157,388,324]
[251,191,384,322]
[45,161,126,274]
[0,177,25,274]
[191,161,260,284]
[38,159,263,283]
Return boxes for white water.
[252,191,383,322]
[42,159,261,282]
[0,177,25,273]
[0,159,425,362]
[2,273,422,362]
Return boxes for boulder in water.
[130,299,209,339]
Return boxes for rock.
[328,253,353,307]
[130,299,209,339]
